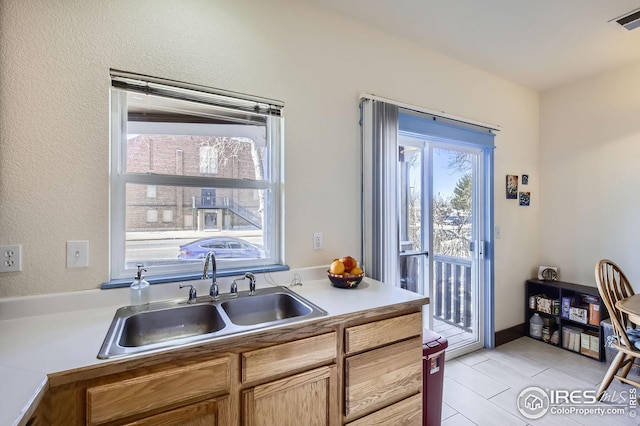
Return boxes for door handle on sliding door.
[470,241,485,260]
[399,250,429,257]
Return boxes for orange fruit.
[329,260,345,275]
[350,267,363,275]
[341,256,357,271]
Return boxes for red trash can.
[423,329,448,426]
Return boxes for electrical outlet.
[0,245,22,272]
[313,232,323,250]
[67,240,89,268]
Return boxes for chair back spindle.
[596,259,635,349]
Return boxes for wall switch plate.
[0,245,22,272]
[67,241,89,268]
[313,232,323,250]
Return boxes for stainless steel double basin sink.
[98,286,327,359]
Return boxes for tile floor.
[441,337,639,425]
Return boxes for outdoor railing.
[192,197,262,229]
[433,254,472,331]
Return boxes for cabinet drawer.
[345,393,422,426]
[86,357,230,425]
[242,332,337,383]
[122,398,225,426]
[345,312,422,354]
[345,337,422,419]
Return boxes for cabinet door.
[123,397,229,426]
[345,337,422,420]
[242,365,337,426]
[86,357,230,425]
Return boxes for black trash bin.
[423,329,448,426]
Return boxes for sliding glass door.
[399,135,486,356]
[362,97,495,358]
[430,144,484,356]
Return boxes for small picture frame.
[519,191,530,206]
[506,175,518,199]
[522,174,529,185]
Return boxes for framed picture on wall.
[506,175,518,199]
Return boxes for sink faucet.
[179,284,197,304]
[233,272,257,295]
[245,272,256,295]
[203,252,218,298]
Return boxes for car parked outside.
[178,236,261,259]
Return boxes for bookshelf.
[525,279,609,361]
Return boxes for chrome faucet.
[179,284,197,304]
[203,252,218,298]
[233,272,257,295]
[245,272,256,295]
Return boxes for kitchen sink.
[118,304,226,347]
[221,292,313,326]
[98,286,327,359]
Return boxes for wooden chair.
[594,259,640,400]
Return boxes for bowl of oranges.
[327,256,364,289]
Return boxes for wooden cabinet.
[344,312,423,424]
[241,332,337,383]
[525,279,609,360]
[241,332,338,426]
[345,312,422,355]
[242,365,337,426]
[86,356,231,425]
[345,393,422,426]
[26,404,47,426]
[26,303,427,426]
[122,398,227,426]
[25,382,81,426]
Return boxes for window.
[199,146,218,174]
[109,70,285,284]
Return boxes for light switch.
[313,232,323,250]
[67,241,89,268]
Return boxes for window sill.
[101,264,290,289]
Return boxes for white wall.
[0,0,539,332]
[540,61,640,287]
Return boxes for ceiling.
[307,0,640,91]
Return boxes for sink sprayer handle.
[179,284,197,304]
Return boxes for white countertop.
[0,268,427,426]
